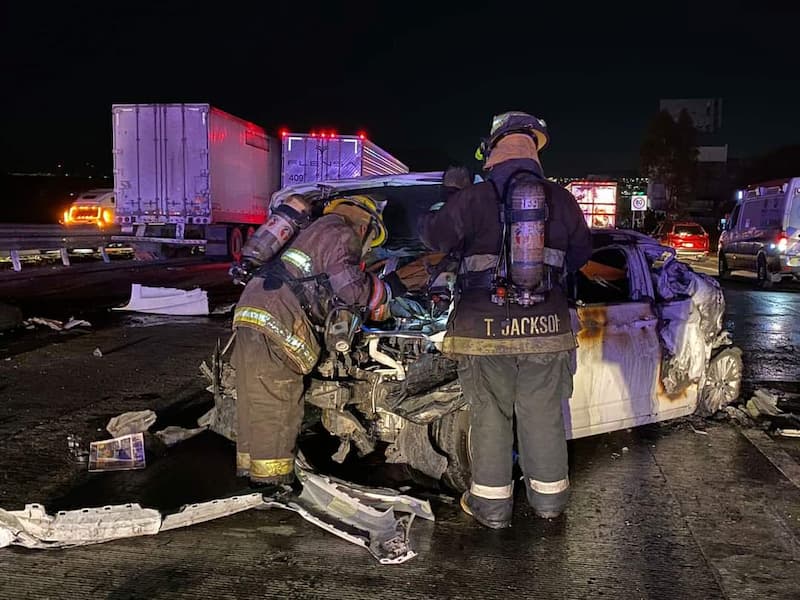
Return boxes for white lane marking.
[740,428,800,490]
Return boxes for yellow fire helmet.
[323,195,387,247]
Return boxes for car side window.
[740,200,761,229]
[574,248,631,304]
[728,204,741,230]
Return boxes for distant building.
[659,98,723,133]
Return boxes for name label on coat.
[483,315,561,337]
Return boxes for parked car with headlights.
[62,189,116,228]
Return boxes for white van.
[62,189,115,227]
[718,177,800,287]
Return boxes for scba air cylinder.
[509,180,546,292]
[242,195,312,264]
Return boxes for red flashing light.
[279,129,288,138]
[321,132,327,138]
[311,132,317,137]
[358,131,366,140]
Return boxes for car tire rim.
[702,350,742,413]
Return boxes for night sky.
[5,1,799,177]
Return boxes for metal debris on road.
[0,454,433,564]
[210,302,236,315]
[92,347,103,358]
[263,454,434,564]
[22,316,92,331]
[745,389,783,418]
[106,410,157,437]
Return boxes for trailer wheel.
[228,227,244,262]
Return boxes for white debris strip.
[22,316,92,331]
[0,458,433,564]
[114,284,209,316]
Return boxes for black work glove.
[381,271,408,298]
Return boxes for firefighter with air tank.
[419,111,592,528]
[228,194,406,490]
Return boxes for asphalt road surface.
[0,257,798,599]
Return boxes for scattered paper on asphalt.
[154,425,208,447]
[88,432,146,472]
[114,284,209,316]
[106,410,157,437]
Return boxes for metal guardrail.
[0,224,121,272]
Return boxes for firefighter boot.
[525,477,570,519]
[460,491,512,529]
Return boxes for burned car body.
[203,173,743,492]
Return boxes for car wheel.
[697,347,743,416]
[718,252,731,279]
[432,407,471,493]
[756,255,772,289]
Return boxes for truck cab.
[62,189,116,227]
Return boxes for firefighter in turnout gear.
[419,111,592,528]
[231,194,393,488]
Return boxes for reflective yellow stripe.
[236,452,251,470]
[251,458,294,479]
[233,306,318,373]
[281,248,313,275]
[529,476,569,494]
[442,332,576,355]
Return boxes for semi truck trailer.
[111,104,408,260]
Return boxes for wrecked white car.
[202,172,743,492]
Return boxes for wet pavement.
[0,259,799,599]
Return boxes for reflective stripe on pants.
[458,352,573,491]
[232,327,305,483]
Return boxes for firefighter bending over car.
[229,194,403,489]
[419,112,592,528]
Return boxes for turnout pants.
[459,351,573,515]
[231,327,305,484]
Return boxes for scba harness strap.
[256,258,333,325]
